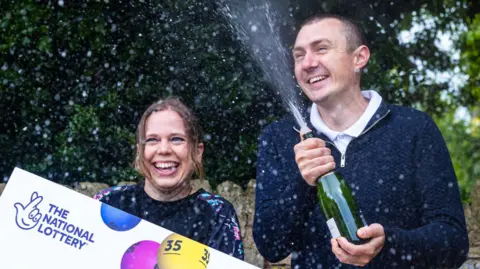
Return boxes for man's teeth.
[309,75,328,84]
[155,162,177,169]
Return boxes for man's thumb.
[358,223,384,239]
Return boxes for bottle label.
[326,218,341,238]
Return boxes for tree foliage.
[0,0,478,197]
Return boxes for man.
[253,14,469,268]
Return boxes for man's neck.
[316,88,369,132]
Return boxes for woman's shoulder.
[194,189,236,215]
[93,183,139,201]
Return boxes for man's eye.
[294,54,304,60]
[317,47,327,52]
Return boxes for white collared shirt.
[310,90,382,154]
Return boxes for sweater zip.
[326,110,391,168]
[358,110,391,136]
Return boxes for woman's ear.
[196,143,204,161]
[134,144,141,170]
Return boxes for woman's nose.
[156,141,172,154]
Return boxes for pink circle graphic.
[121,240,160,269]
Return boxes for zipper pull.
[341,154,346,167]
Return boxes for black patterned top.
[93,181,244,260]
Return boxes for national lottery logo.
[14,192,43,230]
[14,191,95,250]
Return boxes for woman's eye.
[171,137,185,144]
[145,138,158,144]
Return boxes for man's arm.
[375,115,469,268]
[253,124,317,262]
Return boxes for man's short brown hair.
[300,14,367,53]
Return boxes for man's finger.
[297,137,326,149]
[358,223,384,239]
[331,238,351,264]
[338,237,379,256]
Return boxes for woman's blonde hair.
[134,97,204,180]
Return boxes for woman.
[94,97,244,260]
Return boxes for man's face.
[293,18,358,104]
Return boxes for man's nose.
[301,52,319,71]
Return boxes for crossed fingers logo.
[14,192,43,230]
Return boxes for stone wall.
[0,179,479,268]
[462,181,480,269]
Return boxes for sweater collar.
[303,100,390,141]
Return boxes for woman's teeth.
[154,162,177,169]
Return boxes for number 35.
[164,240,182,251]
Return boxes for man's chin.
[309,92,329,104]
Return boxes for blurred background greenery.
[0,0,478,203]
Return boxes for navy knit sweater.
[253,102,469,269]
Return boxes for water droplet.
[251,25,258,32]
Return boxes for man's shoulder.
[261,114,299,136]
[385,103,433,125]
[93,184,138,202]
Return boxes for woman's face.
[142,109,203,191]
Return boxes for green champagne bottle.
[302,130,369,244]
[317,172,369,244]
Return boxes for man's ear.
[353,45,370,70]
